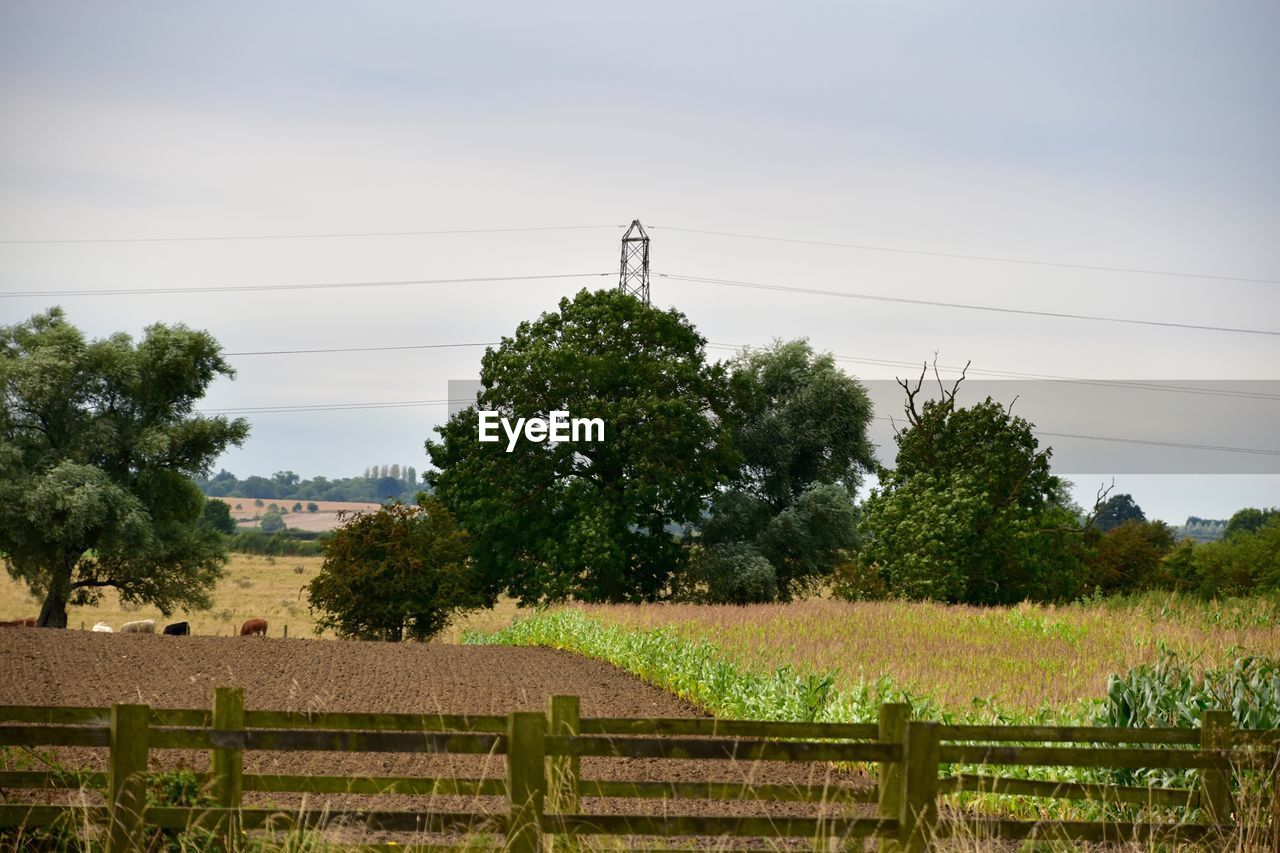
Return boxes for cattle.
[119,619,155,634]
[0,617,37,627]
[91,622,113,633]
[239,618,267,637]
[163,621,190,636]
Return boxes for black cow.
[162,621,190,636]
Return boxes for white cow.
[119,619,155,634]
[91,622,113,633]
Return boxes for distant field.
[213,496,381,532]
[0,554,522,641]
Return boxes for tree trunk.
[37,565,71,628]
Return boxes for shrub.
[259,510,286,533]
[308,497,489,641]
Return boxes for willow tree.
[0,308,249,626]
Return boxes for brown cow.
[0,617,37,627]
[239,618,267,637]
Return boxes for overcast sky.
[2,2,1277,523]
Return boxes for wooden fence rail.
[0,693,1276,852]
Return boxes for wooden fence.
[1,690,1277,851]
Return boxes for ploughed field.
[0,629,867,837]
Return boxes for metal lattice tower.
[618,219,650,304]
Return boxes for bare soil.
[0,630,870,844]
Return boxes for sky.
[1,1,1277,524]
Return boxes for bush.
[308,497,489,641]
[677,543,777,605]
[831,557,888,601]
[1083,519,1177,594]
[259,510,286,533]
[228,530,326,556]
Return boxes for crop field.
[469,595,1280,724]
[213,497,382,532]
[0,555,522,641]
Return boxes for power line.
[652,225,1280,286]
[705,344,1280,402]
[0,272,612,299]
[666,273,1280,337]
[197,395,1280,456]
[225,342,499,356]
[219,338,1280,403]
[0,224,623,246]
[866,415,1279,457]
[199,399,473,415]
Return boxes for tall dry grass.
[568,595,1280,715]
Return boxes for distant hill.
[1177,516,1227,543]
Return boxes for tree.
[259,510,286,533]
[698,340,874,598]
[306,502,319,513]
[427,288,735,605]
[240,477,274,499]
[307,497,486,641]
[675,543,777,605]
[272,470,300,491]
[1185,515,1280,597]
[1084,519,1177,594]
[0,308,249,627]
[1224,507,1280,541]
[852,364,1085,605]
[1092,493,1146,532]
[202,499,237,535]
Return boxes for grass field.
[0,555,523,641]
[469,595,1280,722]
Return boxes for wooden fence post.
[507,711,547,853]
[877,703,909,853]
[899,720,940,853]
[212,686,245,849]
[1200,708,1233,827]
[107,703,150,853]
[547,695,580,813]
[1271,744,1279,853]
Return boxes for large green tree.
[426,289,735,604]
[698,340,875,599]
[0,308,248,627]
[1091,493,1146,532]
[853,365,1085,604]
[307,497,484,641]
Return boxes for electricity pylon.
[618,219,650,304]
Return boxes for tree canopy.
[0,308,249,626]
[426,288,736,605]
[1092,493,1146,532]
[852,365,1085,604]
[307,497,484,641]
[696,341,874,599]
[1224,507,1280,541]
